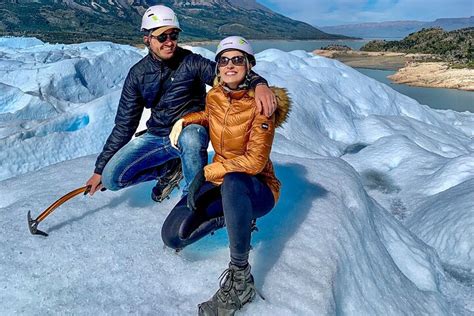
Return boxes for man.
[86,5,277,202]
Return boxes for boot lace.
[218,268,234,294]
[217,267,266,303]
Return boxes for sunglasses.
[151,32,179,43]
[217,55,246,67]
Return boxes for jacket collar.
[218,84,252,100]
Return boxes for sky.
[0,37,472,314]
[257,0,474,26]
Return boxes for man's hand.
[255,84,277,117]
[85,173,104,196]
[169,118,184,149]
[187,169,205,211]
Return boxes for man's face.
[145,28,179,60]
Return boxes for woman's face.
[217,50,248,89]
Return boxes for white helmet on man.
[215,36,256,66]
[141,5,181,33]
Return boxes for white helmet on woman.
[215,36,256,66]
[141,5,182,33]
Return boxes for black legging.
[161,172,275,266]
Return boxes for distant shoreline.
[181,38,369,46]
[313,50,474,91]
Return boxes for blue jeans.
[101,124,209,195]
[162,173,275,266]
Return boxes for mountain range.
[320,16,474,39]
[0,0,348,44]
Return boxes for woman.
[162,36,290,315]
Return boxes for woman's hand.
[169,118,184,149]
[187,169,205,211]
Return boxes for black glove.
[187,169,205,211]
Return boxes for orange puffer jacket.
[182,84,291,203]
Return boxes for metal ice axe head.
[27,211,48,236]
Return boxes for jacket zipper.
[221,95,232,154]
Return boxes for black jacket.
[94,47,266,174]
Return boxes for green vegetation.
[361,27,474,67]
[320,44,353,51]
[0,2,141,44]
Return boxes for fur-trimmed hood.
[270,86,291,128]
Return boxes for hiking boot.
[151,159,183,202]
[198,263,264,316]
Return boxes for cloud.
[258,0,474,26]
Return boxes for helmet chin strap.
[245,55,251,72]
[243,55,252,88]
[149,49,163,61]
[144,31,165,61]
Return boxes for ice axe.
[27,185,98,237]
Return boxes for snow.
[406,179,474,271]
[1,37,473,315]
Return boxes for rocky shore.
[313,49,474,91]
[388,62,474,91]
